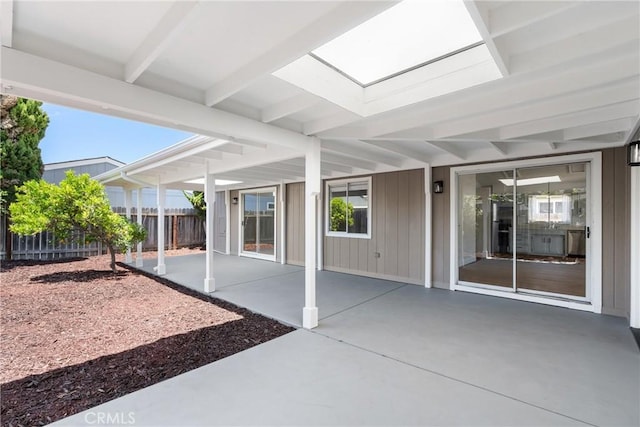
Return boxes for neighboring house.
[5,1,640,333]
[44,157,193,210]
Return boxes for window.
[326,178,371,238]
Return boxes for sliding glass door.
[241,189,276,261]
[457,161,589,300]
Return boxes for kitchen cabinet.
[530,234,565,256]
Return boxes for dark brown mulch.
[0,255,295,427]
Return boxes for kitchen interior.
[459,162,588,297]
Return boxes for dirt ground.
[0,252,294,426]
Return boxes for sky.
[40,103,193,164]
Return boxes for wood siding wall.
[431,147,631,319]
[602,147,631,317]
[323,169,425,285]
[286,182,305,266]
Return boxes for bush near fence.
[0,208,205,261]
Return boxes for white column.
[630,166,640,328]
[424,165,432,288]
[303,138,321,329]
[135,188,143,267]
[280,182,286,265]
[225,190,231,254]
[204,170,216,293]
[124,188,133,264]
[155,183,166,275]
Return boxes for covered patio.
[53,253,639,426]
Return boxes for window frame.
[325,177,372,239]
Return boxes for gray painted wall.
[323,169,425,285]
[431,147,631,319]
[286,182,305,266]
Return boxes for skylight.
[311,0,483,86]
[499,176,562,187]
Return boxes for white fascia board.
[1,47,311,151]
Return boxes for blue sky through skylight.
[312,0,483,85]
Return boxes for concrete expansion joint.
[310,330,597,427]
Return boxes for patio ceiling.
[1,0,639,175]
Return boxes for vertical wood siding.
[323,169,425,285]
[286,182,305,266]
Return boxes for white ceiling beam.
[358,140,431,164]
[624,116,640,144]
[425,141,466,160]
[548,142,558,150]
[321,140,402,168]
[322,152,377,171]
[487,141,509,156]
[509,16,639,74]
[500,100,640,140]
[432,78,639,139]
[563,117,635,141]
[261,94,319,123]
[464,1,509,76]
[124,1,199,83]
[204,1,397,106]
[128,141,223,175]
[321,161,353,175]
[304,111,362,136]
[1,0,13,47]
[1,47,311,152]
[365,51,639,138]
[488,1,580,37]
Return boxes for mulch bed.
[0,254,295,426]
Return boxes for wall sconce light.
[232,197,239,204]
[629,140,640,166]
[433,180,444,194]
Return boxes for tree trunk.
[107,244,117,273]
[4,215,12,260]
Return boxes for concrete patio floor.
[53,254,640,426]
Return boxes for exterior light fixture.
[433,180,444,194]
[629,140,640,166]
[232,197,239,204]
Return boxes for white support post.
[424,165,432,288]
[630,166,640,328]
[135,188,143,267]
[155,183,166,275]
[204,169,216,293]
[280,182,286,265]
[303,138,321,329]
[124,188,133,264]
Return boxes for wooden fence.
[0,208,205,261]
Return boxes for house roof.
[44,156,125,171]
[2,0,639,186]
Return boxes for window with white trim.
[326,178,371,238]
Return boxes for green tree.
[10,171,147,272]
[184,190,206,220]
[329,197,354,232]
[1,95,49,259]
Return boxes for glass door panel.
[458,170,514,289]
[256,193,275,256]
[514,163,587,297]
[242,190,276,259]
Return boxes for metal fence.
[0,208,205,261]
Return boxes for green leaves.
[10,171,147,271]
